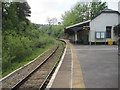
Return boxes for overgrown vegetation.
[2,2,64,77]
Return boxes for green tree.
[46,17,58,35]
[2,2,18,30]
[16,2,31,21]
[2,2,31,32]
[62,10,78,27]
[90,0,107,18]
[62,0,108,27]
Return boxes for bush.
[2,29,56,72]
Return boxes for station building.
[65,9,120,45]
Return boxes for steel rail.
[39,57,58,90]
[39,45,65,90]
[39,40,66,90]
[11,45,59,90]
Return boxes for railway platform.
[47,40,85,88]
[47,40,118,89]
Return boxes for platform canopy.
[64,20,91,34]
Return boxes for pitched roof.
[92,9,120,20]
[65,9,120,31]
[65,20,91,29]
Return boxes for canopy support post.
[75,31,77,44]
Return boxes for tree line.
[62,0,108,27]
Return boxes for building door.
[83,30,89,44]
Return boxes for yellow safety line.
[65,40,73,89]
[69,42,85,88]
[70,44,73,89]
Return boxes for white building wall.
[89,13,119,42]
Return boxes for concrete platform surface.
[50,47,72,88]
[47,40,85,89]
[74,45,118,88]
[47,41,118,89]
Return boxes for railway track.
[2,43,65,90]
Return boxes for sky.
[27,0,120,24]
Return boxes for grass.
[2,43,56,78]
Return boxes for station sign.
[83,27,90,30]
[83,26,90,30]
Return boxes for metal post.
[104,32,106,45]
[95,32,96,45]
[89,31,91,45]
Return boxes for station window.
[106,26,112,38]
